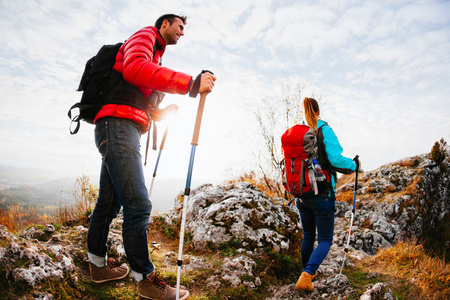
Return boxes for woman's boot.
[294,272,314,291]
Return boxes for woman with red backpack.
[294,97,358,291]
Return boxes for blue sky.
[1,0,449,185]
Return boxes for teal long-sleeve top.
[317,119,357,191]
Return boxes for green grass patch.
[206,286,263,300]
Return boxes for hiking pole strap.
[144,120,158,166]
[152,119,157,150]
[191,93,207,146]
[144,127,151,166]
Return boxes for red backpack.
[281,124,331,198]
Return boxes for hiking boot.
[294,272,315,292]
[138,271,190,300]
[89,258,130,283]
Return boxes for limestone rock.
[182,182,300,252]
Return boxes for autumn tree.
[252,78,325,198]
[53,173,98,224]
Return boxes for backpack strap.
[281,159,292,196]
[288,158,296,196]
[153,39,162,65]
[307,162,318,195]
[68,103,82,134]
[317,123,354,175]
[142,40,163,165]
[316,123,351,204]
[297,159,303,197]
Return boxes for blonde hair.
[303,97,320,130]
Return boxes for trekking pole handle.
[352,155,359,212]
[354,155,359,187]
[191,93,208,146]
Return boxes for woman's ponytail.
[303,97,320,130]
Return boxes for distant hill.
[0,165,220,214]
[0,165,69,187]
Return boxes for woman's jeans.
[296,196,334,275]
[87,117,154,276]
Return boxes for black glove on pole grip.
[189,70,214,98]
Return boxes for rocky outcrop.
[0,221,127,293]
[0,224,77,287]
[168,153,448,299]
[334,154,450,257]
[184,182,300,252]
[0,153,448,299]
[261,154,448,299]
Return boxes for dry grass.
[362,240,450,300]
[337,173,356,186]
[394,156,421,168]
[336,190,354,205]
[52,173,98,225]
[225,170,288,200]
[335,173,359,205]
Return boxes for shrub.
[431,138,448,165]
[52,173,98,225]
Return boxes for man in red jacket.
[86,14,216,300]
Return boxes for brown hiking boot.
[294,272,315,291]
[89,258,130,283]
[138,271,190,300]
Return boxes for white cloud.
[0,0,449,182]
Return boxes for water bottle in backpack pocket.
[312,158,326,182]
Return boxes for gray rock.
[221,255,260,289]
[181,182,300,252]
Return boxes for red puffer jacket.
[94,26,193,132]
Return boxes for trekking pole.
[148,125,170,199]
[338,155,359,278]
[176,92,208,299]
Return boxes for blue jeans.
[296,196,334,275]
[87,117,154,276]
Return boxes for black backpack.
[68,41,159,134]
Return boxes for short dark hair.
[155,14,187,29]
